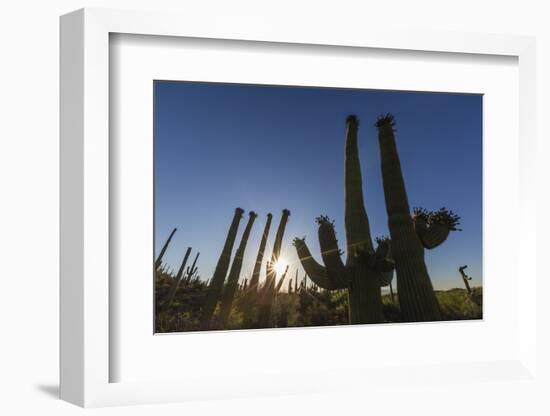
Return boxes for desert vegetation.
[155,114,482,332]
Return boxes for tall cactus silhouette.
[242,213,273,327]
[219,211,257,328]
[249,213,273,293]
[294,116,394,324]
[201,208,244,329]
[155,227,177,270]
[257,209,290,327]
[376,114,460,322]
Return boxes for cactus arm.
[368,236,395,275]
[293,237,346,290]
[418,223,451,249]
[344,115,374,262]
[316,215,350,287]
[414,207,461,249]
[372,257,395,273]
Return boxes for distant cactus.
[257,209,291,327]
[376,114,460,322]
[185,252,200,284]
[275,265,290,293]
[161,247,191,310]
[219,211,257,328]
[201,208,244,329]
[458,265,473,294]
[155,227,177,270]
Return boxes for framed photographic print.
[60,7,538,408]
[152,81,482,334]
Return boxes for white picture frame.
[60,7,538,408]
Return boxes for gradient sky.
[154,81,482,292]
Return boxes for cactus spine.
[219,211,257,327]
[257,209,290,327]
[201,208,244,329]
[376,114,459,322]
[294,116,394,324]
[155,227,177,270]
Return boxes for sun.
[272,258,288,276]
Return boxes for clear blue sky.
[154,81,482,291]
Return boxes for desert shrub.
[436,288,482,320]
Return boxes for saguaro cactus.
[257,209,291,327]
[185,252,200,284]
[294,116,394,324]
[219,211,257,327]
[201,208,244,329]
[242,213,273,327]
[376,114,460,322]
[458,265,473,294]
[275,265,290,293]
[161,247,191,310]
[249,213,273,293]
[155,227,177,270]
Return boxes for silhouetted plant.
[242,213,272,327]
[257,209,290,327]
[294,116,395,324]
[376,114,460,322]
[219,211,257,328]
[155,227,177,270]
[184,252,200,284]
[162,246,191,310]
[458,265,473,294]
[200,208,244,329]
